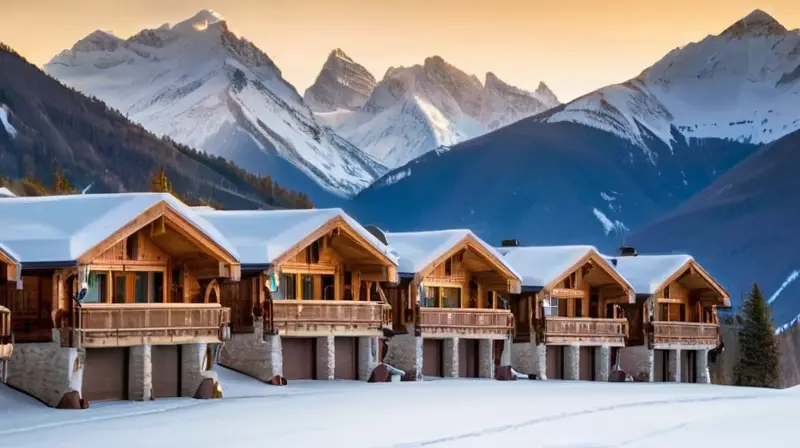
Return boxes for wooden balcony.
[544,317,629,346]
[653,321,719,347]
[62,303,231,348]
[265,300,391,337]
[0,305,11,360]
[419,308,513,338]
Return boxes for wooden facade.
[222,216,398,338]
[0,305,11,361]
[0,202,239,349]
[512,251,634,347]
[386,235,521,339]
[0,248,19,364]
[636,259,728,349]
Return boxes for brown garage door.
[423,339,443,377]
[83,348,127,402]
[283,338,315,380]
[579,346,594,381]
[335,337,358,380]
[152,345,180,397]
[654,349,667,382]
[459,339,479,378]
[546,346,563,380]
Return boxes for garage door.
[654,349,667,382]
[546,346,563,380]
[152,345,180,397]
[459,339,479,378]
[83,348,127,402]
[283,338,315,380]
[682,350,696,383]
[423,339,443,377]
[579,346,594,381]
[335,337,358,380]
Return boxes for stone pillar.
[443,338,459,378]
[564,345,580,380]
[181,343,219,397]
[383,325,423,380]
[128,344,152,401]
[594,345,610,382]
[695,349,710,384]
[316,336,335,380]
[667,348,681,382]
[218,321,283,382]
[478,339,494,379]
[500,336,512,367]
[357,336,380,381]
[619,345,654,382]
[534,342,548,380]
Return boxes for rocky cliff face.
[303,48,377,112]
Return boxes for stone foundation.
[619,345,654,381]
[594,346,611,382]
[6,332,84,407]
[316,336,335,380]
[478,339,494,379]
[564,345,580,380]
[534,343,547,380]
[667,348,681,382]
[128,344,153,401]
[443,338,459,378]
[181,343,218,397]
[511,341,536,374]
[358,337,380,381]
[218,322,282,382]
[383,326,422,379]
[696,348,710,384]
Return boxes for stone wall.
[218,321,282,382]
[7,331,84,407]
[181,343,218,397]
[357,337,380,381]
[619,345,653,381]
[478,339,493,378]
[511,342,535,374]
[443,338,459,378]
[128,344,152,401]
[383,326,422,378]
[316,336,335,380]
[778,323,800,388]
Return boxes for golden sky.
[2,0,798,101]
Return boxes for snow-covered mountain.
[302,49,376,113]
[44,10,387,203]
[545,9,800,153]
[311,55,560,168]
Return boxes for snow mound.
[0,105,17,138]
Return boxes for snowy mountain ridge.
[310,53,561,168]
[45,10,387,200]
[545,9,800,157]
[302,49,377,113]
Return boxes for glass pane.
[84,273,107,304]
[302,275,313,300]
[558,298,568,317]
[153,272,164,303]
[423,287,437,307]
[113,275,126,303]
[134,273,148,303]
[442,287,460,308]
[574,298,583,317]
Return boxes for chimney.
[618,246,638,257]
[501,239,520,247]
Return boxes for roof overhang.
[544,249,636,303]
[658,259,731,307]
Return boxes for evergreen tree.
[733,283,780,388]
[52,161,76,195]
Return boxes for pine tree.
[733,283,780,388]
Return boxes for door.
[335,337,358,380]
[682,350,696,383]
[579,346,594,381]
[83,348,127,402]
[423,339,443,377]
[546,346,563,379]
[152,345,180,397]
[654,349,666,382]
[283,338,315,380]
[459,339,479,378]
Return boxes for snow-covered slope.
[302,49,376,113]
[546,9,800,151]
[44,10,387,202]
[313,55,560,168]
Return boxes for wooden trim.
[657,260,729,307]
[204,279,220,303]
[544,250,633,302]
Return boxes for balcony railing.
[265,300,390,336]
[544,317,629,346]
[62,303,231,348]
[419,308,513,338]
[653,321,719,346]
[0,305,11,360]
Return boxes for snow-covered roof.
[0,193,240,264]
[384,229,520,280]
[0,187,16,198]
[196,208,398,267]
[0,241,19,263]
[496,245,599,288]
[603,254,693,295]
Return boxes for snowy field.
[1,367,798,447]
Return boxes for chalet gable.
[0,243,21,288]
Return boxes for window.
[606,302,616,319]
[574,298,584,317]
[423,287,438,307]
[442,287,460,308]
[663,285,670,299]
[84,273,108,303]
[113,273,127,303]
[563,273,576,289]
[126,234,139,260]
[444,258,452,276]
[301,275,313,300]
[659,303,669,321]
[306,240,321,264]
[133,272,148,303]
[153,272,164,303]
[544,297,559,317]
[279,274,296,300]
[487,291,494,309]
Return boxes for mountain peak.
[172,9,226,33]
[304,48,376,112]
[329,48,353,62]
[721,9,788,38]
[70,29,122,52]
[536,81,556,98]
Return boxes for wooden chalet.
[497,244,635,381]
[0,193,240,407]
[381,230,522,380]
[198,208,399,382]
[0,243,21,381]
[607,251,729,383]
